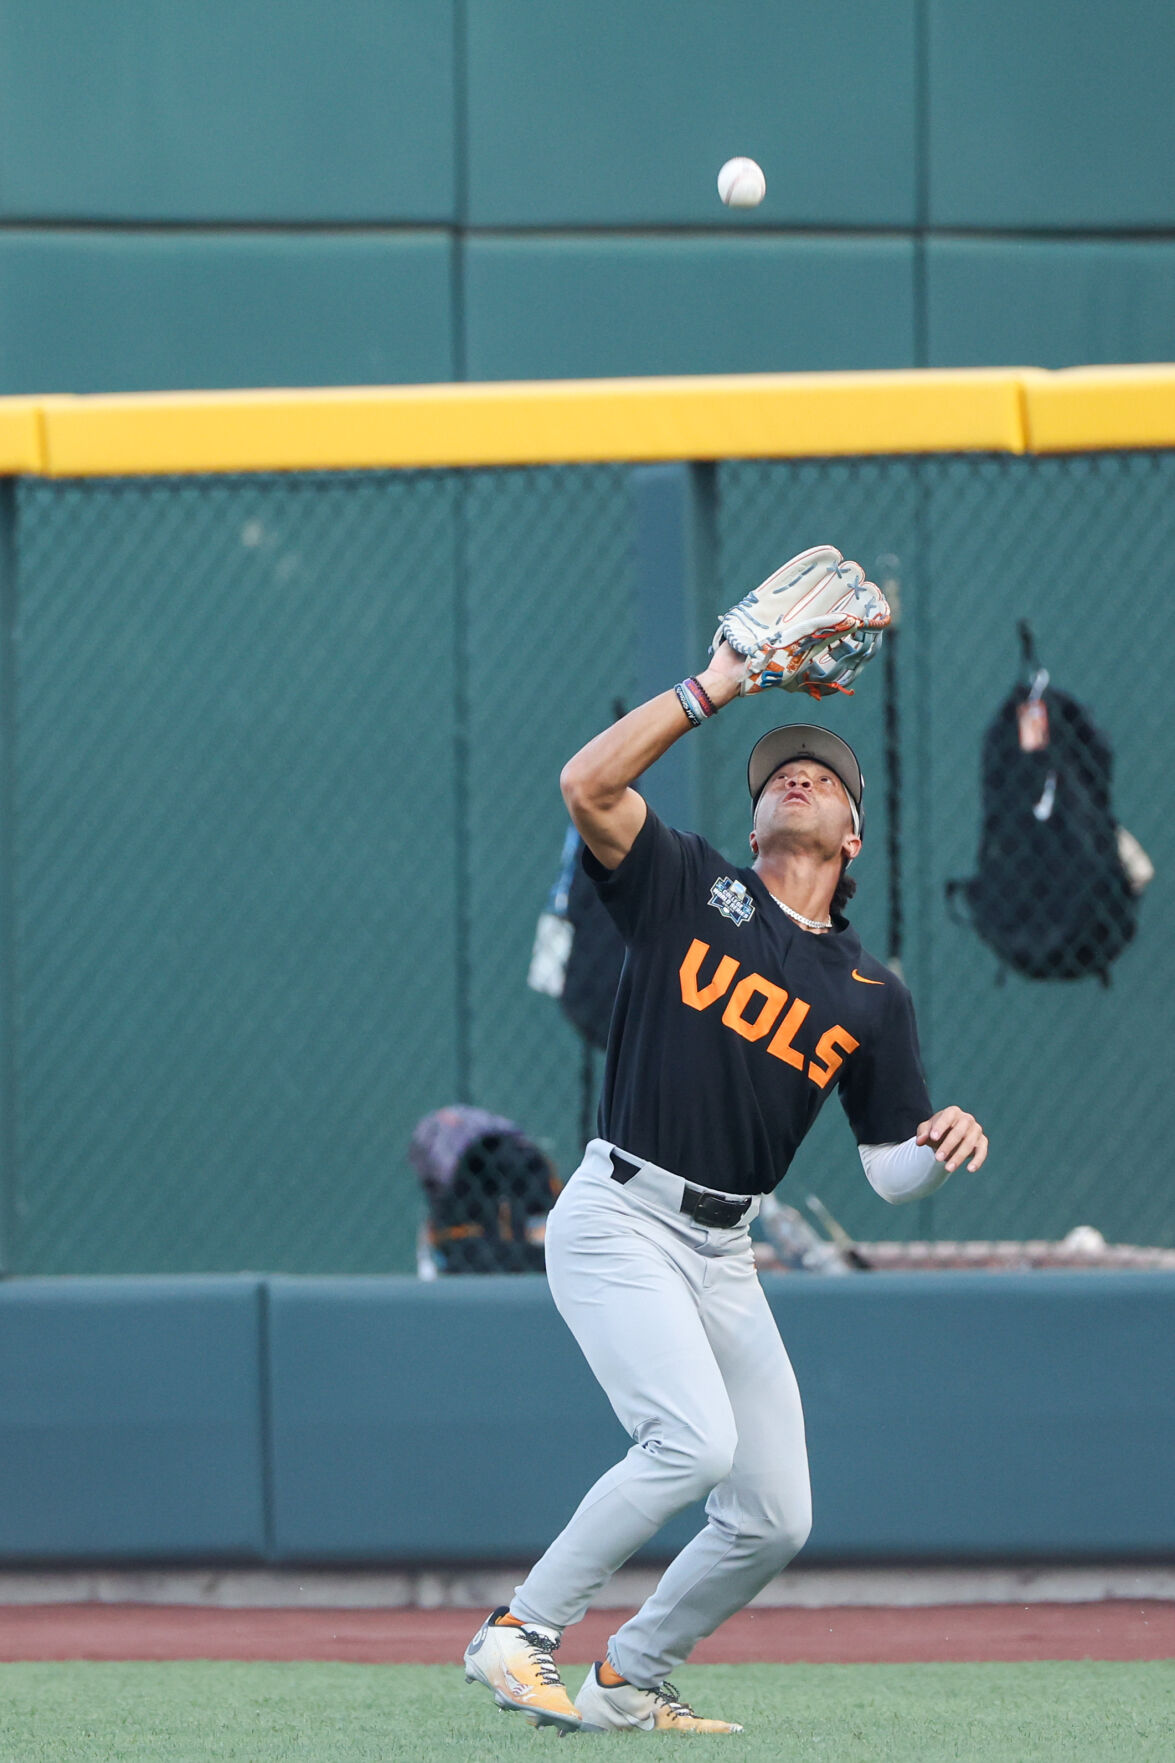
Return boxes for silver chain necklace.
[768,891,833,933]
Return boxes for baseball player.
[464,555,987,1734]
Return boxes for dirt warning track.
[0,1602,1172,1664]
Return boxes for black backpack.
[948,627,1137,985]
[410,1105,561,1274]
[427,1131,558,1273]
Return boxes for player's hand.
[916,1106,988,1173]
[696,640,745,708]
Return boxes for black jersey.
[584,806,931,1197]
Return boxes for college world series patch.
[708,876,755,926]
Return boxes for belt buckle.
[690,1190,746,1229]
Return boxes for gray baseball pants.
[511,1138,812,1688]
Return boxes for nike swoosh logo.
[851,970,885,985]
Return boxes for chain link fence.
[10,471,462,1275]
[0,452,1169,1273]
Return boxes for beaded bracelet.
[687,676,717,717]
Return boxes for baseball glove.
[712,545,890,698]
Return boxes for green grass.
[0,1661,1172,1763]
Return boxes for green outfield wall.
[1,1272,1172,1565]
[0,2,1173,391]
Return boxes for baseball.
[1062,1224,1106,1255]
[717,156,766,208]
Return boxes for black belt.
[609,1149,752,1230]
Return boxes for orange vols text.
[679,938,859,1090]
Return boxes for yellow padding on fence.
[0,399,46,472]
[1023,365,1175,453]
[0,365,1167,475]
[33,369,1029,477]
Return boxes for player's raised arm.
[559,646,743,870]
[562,544,890,870]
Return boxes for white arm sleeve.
[859,1137,949,1205]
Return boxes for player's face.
[752,762,857,860]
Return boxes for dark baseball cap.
[747,724,864,836]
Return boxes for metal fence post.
[630,462,716,830]
[0,479,16,1275]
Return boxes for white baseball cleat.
[575,1661,744,1733]
[463,1606,583,1733]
